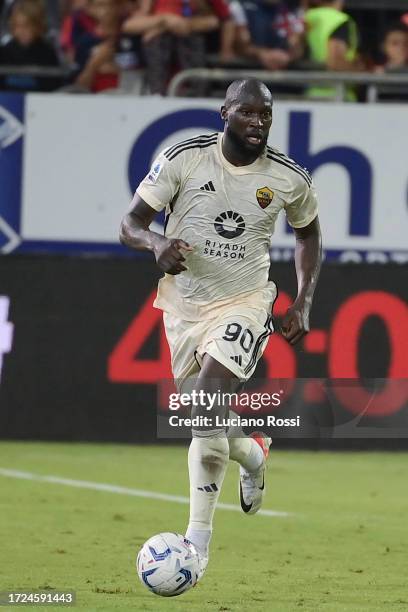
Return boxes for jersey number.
[222,323,254,353]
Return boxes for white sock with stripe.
[185,433,229,557]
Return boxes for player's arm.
[282,174,322,345]
[281,216,322,345]
[120,196,192,275]
[120,148,193,275]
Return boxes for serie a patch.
[147,161,163,183]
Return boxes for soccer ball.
[136,532,201,597]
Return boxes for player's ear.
[220,106,228,123]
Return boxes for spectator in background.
[214,0,250,62]
[305,0,363,99]
[0,0,60,91]
[376,23,408,73]
[121,0,172,42]
[72,0,120,91]
[124,0,233,94]
[238,0,305,70]
[71,0,145,92]
[60,0,97,63]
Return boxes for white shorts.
[163,300,275,385]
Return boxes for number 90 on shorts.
[163,306,275,384]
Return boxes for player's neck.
[221,134,260,167]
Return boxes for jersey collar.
[217,133,267,174]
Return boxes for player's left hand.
[280,302,310,345]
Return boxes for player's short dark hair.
[224,79,273,108]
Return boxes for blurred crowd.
[0,0,407,96]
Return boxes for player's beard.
[226,124,268,159]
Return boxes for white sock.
[185,528,212,558]
[227,411,265,472]
[185,433,229,557]
[228,436,264,473]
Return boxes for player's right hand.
[153,237,193,275]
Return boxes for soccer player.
[120,79,321,578]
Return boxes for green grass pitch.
[0,442,407,612]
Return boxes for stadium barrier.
[0,65,71,92]
[0,65,70,77]
[0,256,406,448]
[167,68,408,103]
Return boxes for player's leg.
[198,308,274,514]
[185,354,239,567]
[161,312,234,574]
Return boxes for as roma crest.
[256,186,274,209]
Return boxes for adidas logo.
[200,180,215,192]
[230,355,242,366]
[198,483,218,492]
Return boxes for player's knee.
[191,433,229,468]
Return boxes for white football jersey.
[134,132,318,316]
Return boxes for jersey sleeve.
[284,175,318,228]
[134,149,183,212]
